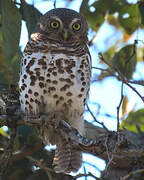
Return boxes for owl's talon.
[46,112,62,129]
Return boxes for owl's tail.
[53,139,82,174]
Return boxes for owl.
[19,8,91,174]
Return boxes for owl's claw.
[46,111,63,129]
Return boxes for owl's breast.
[19,46,91,116]
[45,50,90,113]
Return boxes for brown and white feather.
[19,8,91,174]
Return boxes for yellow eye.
[50,21,60,29]
[72,23,81,31]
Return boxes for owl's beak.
[63,29,68,41]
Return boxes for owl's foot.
[46,111,64,129]
[39,112,65,145]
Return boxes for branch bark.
[0,85,144,179]
[0,111,144,179]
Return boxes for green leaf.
[9,52,21,83]
[103,45,116,61]
[1,0,21,62]
[20,2,42,35]
[118,4,140,34]
[80,0,108,31]
[138,1,144,26]
[109,0,124,14]
[0,127,8,137]
[110,44,137,80]
[120,109,144,133]
[0,15,20,84]
[106,14,120,28]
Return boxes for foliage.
[80,0,140,34]
[120,109,144,133]
[139,1,144,26]
[0,0,142,84]
[19,1,42,36]
[110,44,137,80]
[0,0,21,84]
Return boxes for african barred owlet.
[19,8,91,174]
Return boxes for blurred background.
[0,0,144,179]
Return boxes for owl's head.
[34,8,88,44]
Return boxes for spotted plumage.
[19,8,91,174]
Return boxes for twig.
[73,172,98,179]
[86,104,109,132]
[83,161,101,172]
[20,0,25,4]
[54,0,56,8]
[27,156,54,175]
[14,2,21,5]
[83,166,87,180]
[125,40,137,64]
[128,80,144,86]
[98,53,114,70]
[98,52,144,103]
[92,66,110,72]
[88,34,97,46]
[117,82,124,131]
[120,168,144,180]
[123,81,144,103]
[104,135,116,172]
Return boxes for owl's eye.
[72,23,81,31]
[50,21,60,29]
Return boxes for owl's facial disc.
[60,18,82,42]
[64,18,83,42]
[34,8,88,44]
[36,13,87,43]
[44,16,83,42]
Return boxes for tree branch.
[98,52,144,103]
[117,82,124,131]
[86,104,109,132]
[0,85,144,179]
[120,168,144,180]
